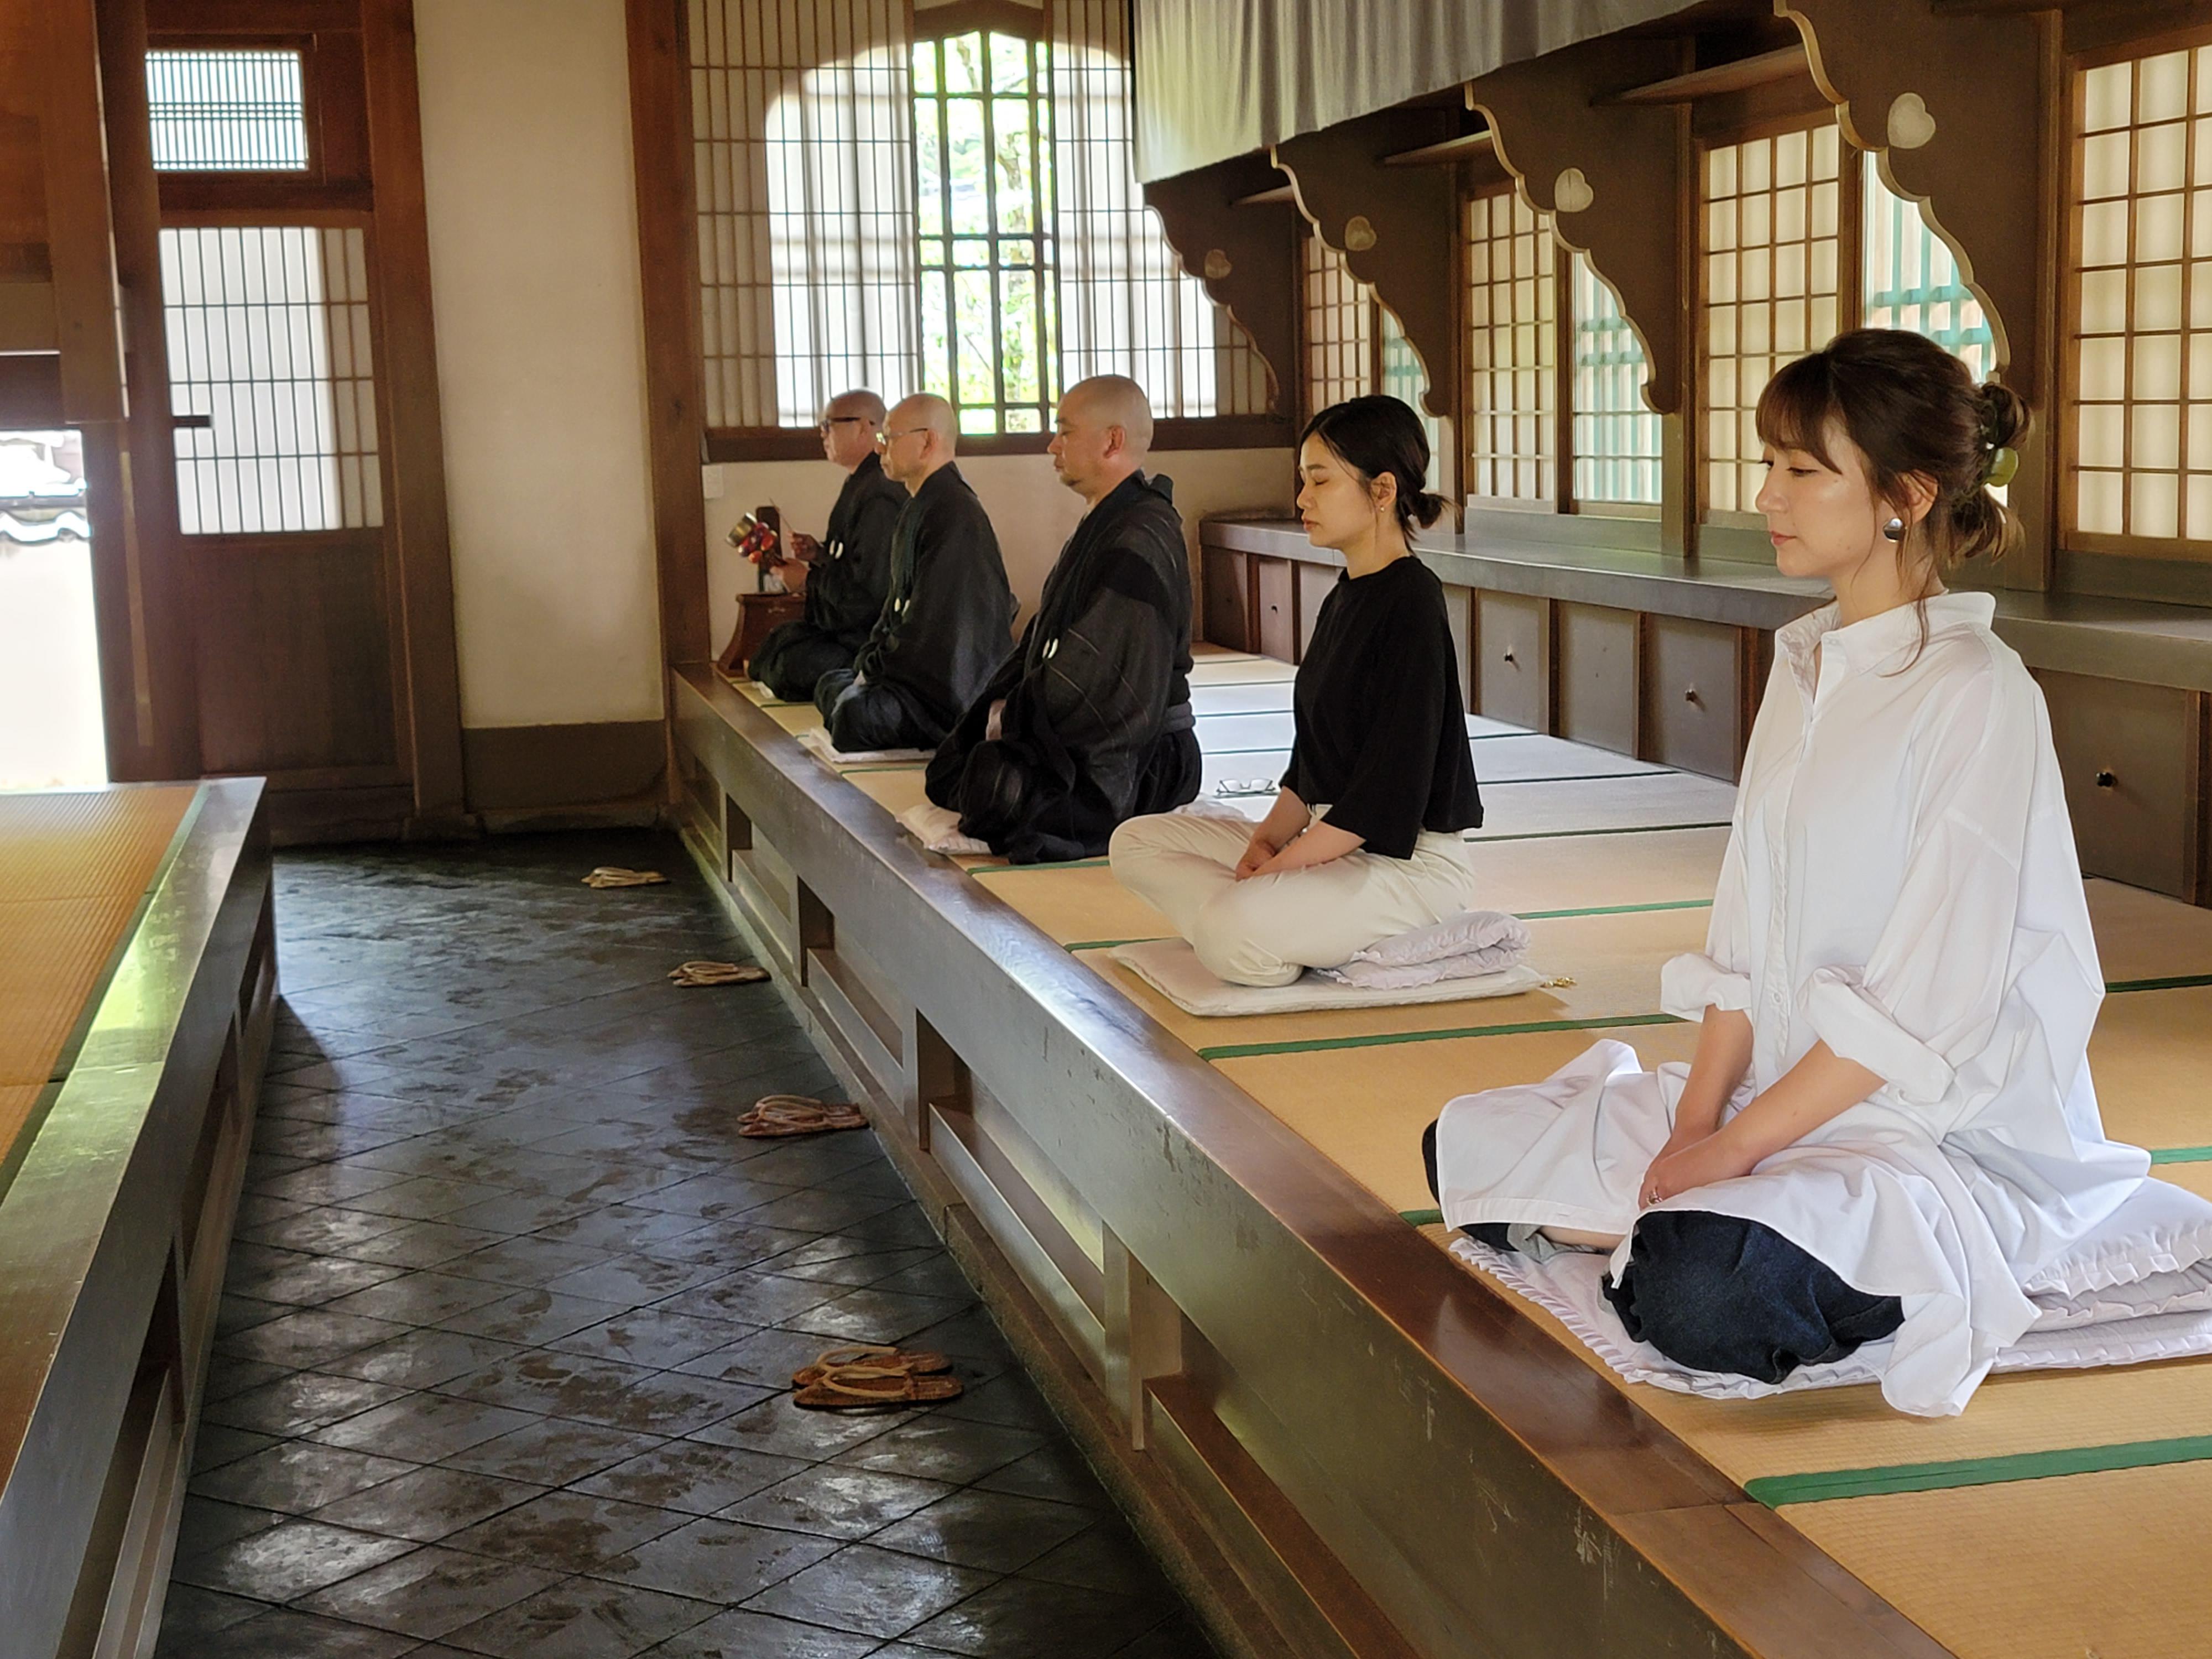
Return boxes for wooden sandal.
[738,1094,867,1139]
[791,1344,951,1389]
[583,866,667,888]
[792,1363,964,1411]
[668,959,769,987]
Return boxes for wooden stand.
[717,590,808,679]
[717,505,808,677]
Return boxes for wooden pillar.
[627,0,711,676]
[361,0,471,827]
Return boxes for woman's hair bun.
[1976,379,2029,456]
[1408,489,1448,530]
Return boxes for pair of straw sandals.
[791,1343,963,1410]
[739,1094,866,1139]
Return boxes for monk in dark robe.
[926,376,1201,863]
[749,389,907,701]
[814,394,1015,752]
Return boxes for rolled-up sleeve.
[1797,662,2035,1123]
[1660,815,1754,1019]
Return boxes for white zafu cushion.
[1109,938,1545,1018]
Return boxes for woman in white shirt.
[1426,328,2154,1416]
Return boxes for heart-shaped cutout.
[1888,92,1936,150]
[1554,168,1594,214]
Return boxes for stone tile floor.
[156,830,1218,1658]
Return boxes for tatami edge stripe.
[2106,972,2212,993]
[1399,1207,1445,1226]
[972,857,1109,875]
[1197,1010,1682,1061]
[1469,821,1734,842]
[1063,937,1164,952]
[2152,1146,2212,1164]
[1517,899,1713,919]
[1746,1432,2212,1507]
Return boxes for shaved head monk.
[924,375,1200,862]
[813,393,1015,754]
[748,389,906,701]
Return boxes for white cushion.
[2018,1177,2212,1300]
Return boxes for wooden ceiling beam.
[1601,43,1808,105]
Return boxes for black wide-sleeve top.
[1279,554,1483,859]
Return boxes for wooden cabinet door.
[2039,670,2206,902]
[1644,615,1745,780]
[1202,545,1254,651]
[1556,602,1639,758]
[1295,561,1337,660]
[1475,591,1547,732]
[1255,556,1296,662]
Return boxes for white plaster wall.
[705,448,1295,653]
[415,0,664,728]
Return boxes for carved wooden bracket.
[1272,106,1462,424]
[1465,34,1687,415]
[1782,0,2050,401]
[1142,152,1300,419]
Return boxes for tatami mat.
[2088,878,2212,984]
[1779,1461,2212,1659]
[1073,906,1708,1057]
[766,703,825,735]
[1466,773,1739,838]
[2082,985,2212,1154]
[0,786,195,902]
[971,863,1168,947]
[845,766,933,821]
[1214,1024,1705,1216]
[0,787,195,1132]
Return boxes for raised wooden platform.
[673,651,2212,1659]
[0,781,276,1659]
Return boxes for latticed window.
[1465,190,1556,502]
[913,30,1055,433]
[1863,169,1993,380]
[1570,253,1660,506]
[690,0,1267,440]
[1301,236,1372,414]
[2066,40,2212,545]
[1702,122,1843,514]
[145,50,309,173]
[159,226,380,535]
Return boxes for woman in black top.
[1109,397,1485,986]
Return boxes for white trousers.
[1108,811,1483,987]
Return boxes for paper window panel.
[2066,43,2212,541]
[692,0,917,430]
[1702,122,1843,514]
[1864,169,1994,380]
[1047,0,1271,419]
[1570,252,1660,505]
[1302,235,1373,415]
[160,226,380,535]
[145,50,309,173]
[1464,191,1557,503]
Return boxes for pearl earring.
[1882,517,1906,542]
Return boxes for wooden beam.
[627,0,712,676]
[1468,33,1687,414]
[1144,153,1300,422]
[1601,44,1809,105]
[39,0,126,424]
[359,0,469,827]
[1275,106,1463,427]
[1383,131,1495,166]
[0,355,61,427]
[1231,184,1295,207]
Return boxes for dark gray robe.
[926,470,1199,863]
[749,451,906,701]
[825,462,1014,749]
